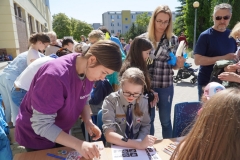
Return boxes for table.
[14,138,182,160]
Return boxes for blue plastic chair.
[97,109,106,145]
[172,102,201,138]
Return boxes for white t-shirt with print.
[27,48,42,65]
[15,56,54,91]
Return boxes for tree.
[184,0,211,48]
[70,18,78,35]
[173,0,186,36]
[72,20,93,41]
[229,0,240,29]
[135,12,151,30]
[124,23,137,40]
[124,12,151,39]
[52,13,71,39]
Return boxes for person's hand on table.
[85,121,101,140]
[137,135,157,150]
[76,141,100,159]
[218,72,240,83]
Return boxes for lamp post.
[111,19,114,35]
[193,1,199,51]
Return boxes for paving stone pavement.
[0,57,199,156]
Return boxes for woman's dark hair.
[119,37,152,91]
[56,48,72,57]
[98,26,111,37]
[29,32,50,44]
[84,40,122,72]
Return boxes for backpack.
[210,60,240,88]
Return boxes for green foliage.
[135,12,151,30]
[52,13,71,39]
[184,0,211,47]
[124,12,151,40]
[72,21,93,41]
[174,0,186,37]
[52,13,93,41]
[229,0,240,29]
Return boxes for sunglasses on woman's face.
[215,15,230,21]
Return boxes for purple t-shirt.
[15,53,94,149]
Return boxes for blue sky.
[50,0,181,24]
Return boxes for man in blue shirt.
[194,3,237,100]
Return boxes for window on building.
[14,3,18,16]
[117,23,120,26]
[125,18,128,21]
[118,30,121,34]
[117,15,121,19]
[132,15,134,19]
[36,21,39,33]
[41,25,44,32]
[17,7,22,18]
[125,26,128,29]
[111,30,114,34]
[111,23,114,26]
[111,15,114,19]
[28,15,33,34]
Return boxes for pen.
[47,153,66,160]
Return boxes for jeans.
[198,84,204,101]
[150,85,174,138]
[0,72,19,125]
[11,86,27,107]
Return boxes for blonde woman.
[140,5,185,137]
[88,30,105,44]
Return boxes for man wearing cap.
[194,3,237,100]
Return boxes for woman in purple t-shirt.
[15,40,122,159]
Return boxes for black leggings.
[25,143,64,152]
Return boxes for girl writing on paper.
[15,40,122,159]
[102,67,157,149]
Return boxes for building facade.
[0,0,52,57]
[102,10,152,36]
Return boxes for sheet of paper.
[111,144,162,160]
[175,41,186,57]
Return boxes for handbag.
[147,35,166,68]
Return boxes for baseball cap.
[203,82,225,99]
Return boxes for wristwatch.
[121,136,128,142]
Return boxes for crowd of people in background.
[0,2,240,160]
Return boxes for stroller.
[173,62,198,84]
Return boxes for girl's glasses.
[123,91,141,98]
